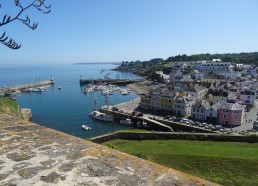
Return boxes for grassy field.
[104,139,258,186]
[0,97,19,117]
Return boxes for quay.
[0,80,54,96]
[80,78,143,85]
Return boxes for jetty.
[80,79,143,85]
[0,80,54,96]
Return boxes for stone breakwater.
[0,113,218,185]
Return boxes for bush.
[132,152,147,160]
[104,142,117,149]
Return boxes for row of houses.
[140,83,256,126]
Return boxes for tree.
[0,0,51,49]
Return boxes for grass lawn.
[0,97,19,116]
[104,139,258,186]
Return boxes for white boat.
[82,124,91,130]
[91,111,114,121]
[120,89,129,95]
[84,87,94,93]
[120,118,133,125]
[136,120,148,128]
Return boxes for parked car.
[111,107,119,111]
[135,112,143,117]
[169,116,177,121]
[164,115,171,119]
[118,109,125,113]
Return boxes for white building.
[222,70,242,81]
[170,70,183,79]
[184,85,208,100]
[205,102,221,123]
[191,100,210,120]
[173,93,196,117]
[178,75,194,83]
[155,71,170,83]
[194,60,231,71]
[239,89,256,105]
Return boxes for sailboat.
[90,97,114,122]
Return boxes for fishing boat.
[120,118,133,125]
[91,111,114,122]
[82,124,91,130]
[90,97,114,122]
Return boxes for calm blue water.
[0,64,141,138]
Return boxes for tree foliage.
[0,0,51,49]
[166,52,258,65]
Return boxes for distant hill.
[166,52,258,65]
[74,62,121,65]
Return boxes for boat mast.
[94,98,98,111]
[105,94,109,111]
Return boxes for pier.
[80,79,143,85]
[0,80,54,96]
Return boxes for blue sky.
[0,0,258,64]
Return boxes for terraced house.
[184,84,208,100]
[218,101,246,126]
[159,89,176,112]
[191,100,210,120]
[173,92,196,117]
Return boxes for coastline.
[113,81,150,113]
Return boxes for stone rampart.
[0,113,217,185]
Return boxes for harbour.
[0,64,141,138]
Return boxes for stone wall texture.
[0,113,218,185]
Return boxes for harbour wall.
[80,79,143,85]
[101,110,174,132]
[0,80,54,96]
[91,131,258,144]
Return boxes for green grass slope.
[0,97,20,117]
[105,139,258,186]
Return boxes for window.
[224,115,227,119]
[247,96,250,99]
[193,108,196,112]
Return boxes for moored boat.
[91,111,114,121]
[82,124,91,130]
[120,118,133,125]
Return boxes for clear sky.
[0,0,258,64]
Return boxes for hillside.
[114,52,258,80]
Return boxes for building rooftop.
[0,113,216,185]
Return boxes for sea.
[0,64,141,138]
